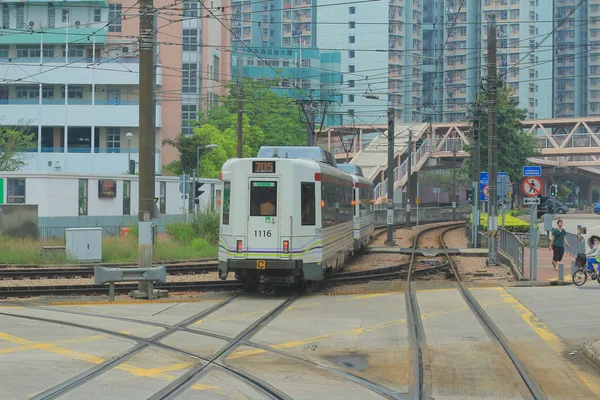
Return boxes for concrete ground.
[1,285,600,399]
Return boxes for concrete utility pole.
[452,146,457,220]
[137,0,155,290]
[303,102,316,146]
[236,50,243,158]
[406,129,412,226]
[487,14,499,265]
[471,104,481,247]
[385,105,396,246]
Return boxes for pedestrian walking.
[548,219,570,271]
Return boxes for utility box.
[65,228,103,263]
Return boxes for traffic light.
[194,183,205,205]
[550,184,557,198]
[466,189,474,205]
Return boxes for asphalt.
[1,285,600,399]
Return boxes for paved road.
[2,285,600,399]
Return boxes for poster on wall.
[98,180,117,198]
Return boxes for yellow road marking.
[497,287,600,395]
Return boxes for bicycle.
[572,253,600,286]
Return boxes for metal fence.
[39,226,125,240]
[564,231,586,256]
[373,206,471,226]
[498,228,524,275]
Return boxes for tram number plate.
[256,260,266,270]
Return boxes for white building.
[0,172,221,217]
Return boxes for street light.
[126,132,133,174]
[196,144,218,178]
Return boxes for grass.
[0,210,221,265]
[0,229,218,265]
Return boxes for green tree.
[463,86,540,182]
[200,78,307,152]
[0,123,36,171]
[164,78,310,177]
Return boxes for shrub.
[166,210,220,245]
[475,213,529,233]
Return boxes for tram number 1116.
[254,230,272,237]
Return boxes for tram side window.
[250,181,277,216]
[222,181,231,225]
[301,182,315,225]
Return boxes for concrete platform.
[2,285,600,399]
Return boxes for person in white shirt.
[586,235,600,277]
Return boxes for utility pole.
[305,102,315,146]
[137,0,155,293]
[406,129,412,226]
[487,14,499,265]
[236,50,243,158]
[471,104,481,247]
[452,146,457,220]
[385,105,396,245]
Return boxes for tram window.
[250,181,277,216]
[301,182,315,225]
[222,181,231,225]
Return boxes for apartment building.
[0,0,229,174]
[316,0,388,125]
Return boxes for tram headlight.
[236,240,243,253]
[283,240,290,253]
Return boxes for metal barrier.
[94,265,167,301]
[39,226,124,239]
[563,231,586,256]
[498,229,524,275]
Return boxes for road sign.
[179,183,190,195]
[480,172,489,201]
[522,177,543,197]
[415,198,421,205]
[523,197,540,205]
[153,197,159,204]
[402,186,407,193]
[433,187,440,194]
[483,185,489,199]
[523,166,542,177]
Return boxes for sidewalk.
[523,246,576,281]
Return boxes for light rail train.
[217,147,375,292]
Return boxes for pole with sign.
[523,167,542,280]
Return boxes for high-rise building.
[0,0,230,174]
[317,0,388,125]
[389,0,423,122]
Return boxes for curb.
[583,341,600,369]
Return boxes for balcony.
[0,57,149,86]
[0,100,162,128]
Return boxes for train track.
[0,280,242,299]
[438,225,546,400]
[0,219,467,298]
[0,263,218,280]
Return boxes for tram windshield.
[250,182,278,217]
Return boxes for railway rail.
[0,219,466,298]
[438,225,547,400]
[0,263,218,280]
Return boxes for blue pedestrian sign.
[480,172,489,201]
[480,172,510,201]
[523,166,541,177]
